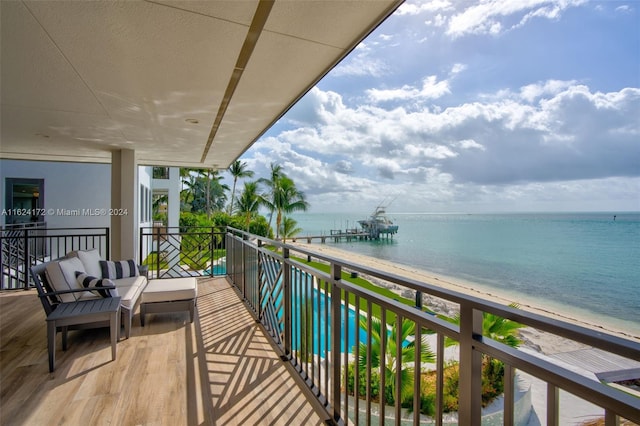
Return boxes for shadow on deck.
[0,277,328,425]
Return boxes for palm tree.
[182,170,229,215]
[235,181,260,231]
[444,303,524,348]
[258,163,284,229]
[180,173,198,211]
[280,216,302,244]
[358,317,435,401]
[179,168,207,212]
[357,317,435,404]
[271,176,308,240]
[227,160,254,215]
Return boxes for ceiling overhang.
[1,0,403,169]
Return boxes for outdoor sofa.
[31,249,148,340]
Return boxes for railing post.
[330,262,342,423]
[604,410,619,426]
[23,228,29,290]
[214,226,216,277]
[547,383,559,426]
[436,333,444,426]
[504,364,515,426]
[458,303,483,425]
[139,227,143,268]
[105,227,110,260]
[0,232,4,290]
[155,225,160,278]
[257,239,262,319]
[242,234,251,302]
[283,247,291,358]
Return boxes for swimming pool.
[203,263,226,276]
[264,273,367,356]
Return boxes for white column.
[111,149,138,261]
[167,167,180,228]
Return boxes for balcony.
[1,227,639,425]
[0,276,328,425]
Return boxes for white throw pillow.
[74,249,103,278]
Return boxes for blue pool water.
[204,264,226,276]
[266,278,366,355]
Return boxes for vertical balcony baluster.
[283,247,291,359]
[547,383,559,426]
[330,262,342,424]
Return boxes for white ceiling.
[1,0,402,169]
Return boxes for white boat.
[358,205,398,238]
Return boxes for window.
[4,178,44,225]
[140,184,151,223]
[152,167,170,179]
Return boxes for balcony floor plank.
[1,277,327,425]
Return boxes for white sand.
[288,241,640,355]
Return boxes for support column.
[167,167,180,228]
[111,149,138,261]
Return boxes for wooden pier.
[291,228,395,243]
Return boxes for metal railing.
[0,224,109,290]
[139,226,227,279]
[225,227,640,426]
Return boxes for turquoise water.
[264,276,364,354]
[290,212,640,334]
[204,264,227,276]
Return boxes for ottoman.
[140,277,197,326]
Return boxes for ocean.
[289,212,640,335]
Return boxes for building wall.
[2,160,177,264]
[0,159,111,228]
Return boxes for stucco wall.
[1,159,111,228]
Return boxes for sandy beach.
[288,241,640,355]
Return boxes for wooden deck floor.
[0,277,328,425]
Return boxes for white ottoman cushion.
[142,278,197,303]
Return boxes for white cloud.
[445,0,587,38]
[615,5,632,14]
[450,63,467,75]
[249,81,639,208]
[397,0,454,16]
[332,55,389,78]
[332,42,390,78]
[367,75,451,102]
[456,139,485,151]
[520,80,578,103]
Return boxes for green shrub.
[481,357,505,406]
[346,363,382,402]
[348,357,506,416]
[419,392,436,416]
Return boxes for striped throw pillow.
[99,259,139,280]
[75,272,119,298]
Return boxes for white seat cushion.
[113,275,146,289]
[117,283,146,309]
[142,278,197,304]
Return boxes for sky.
[235,0,640,214]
